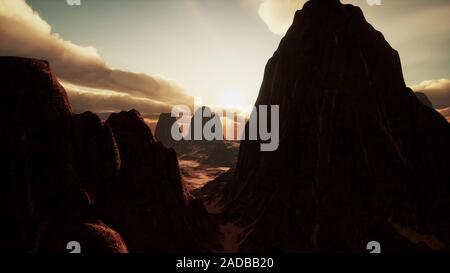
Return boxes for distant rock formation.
[155,107,238,168]
[224,0,450,252]
[188,106,224,142]
[0,56,216,252]
[155,106,224,147]
[415,92,434,108]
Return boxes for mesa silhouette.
[203,0,450,252]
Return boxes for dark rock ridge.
[0,56,216,252]
[0,56,126,252]
[105,110,217,252]
[223,0,450,252]
[415,92,434,108]
[155,113,180,149]
[72,111,121,211]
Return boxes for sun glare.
[216,88,253,116]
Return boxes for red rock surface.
[105,110,218,252]
[0,56,217,252]
[223,0,450,252]
[0,56,76,251]
[155,112,180,149]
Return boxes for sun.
[216,88,253,116]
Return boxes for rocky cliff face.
[155,113,180,149]
[72,111,121,212]
[105,110,217,252]
[224,0,450,252]
[0,56,215,252]
[0,56,127,252]
[415,92,434,108]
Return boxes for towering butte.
[223,0,450,252]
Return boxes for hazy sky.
[25,0,449,107]
[27,0,280,110]
[1,0,449,120]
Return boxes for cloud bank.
[412,79,450,110]
[63,82,173,119]
[438,107,450,122]
[258,0,306,35]
[0,0,192,117]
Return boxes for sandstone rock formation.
[0,56,127,252]
[155,108,238,168]
[155,113,180,149]
[72,111,121,211]
[223,0,450,252]
[104,110,217,252]
[0,56,215,253]
[188,106,224,142]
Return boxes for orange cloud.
[438,107,450,122]
[412,79,450,109]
